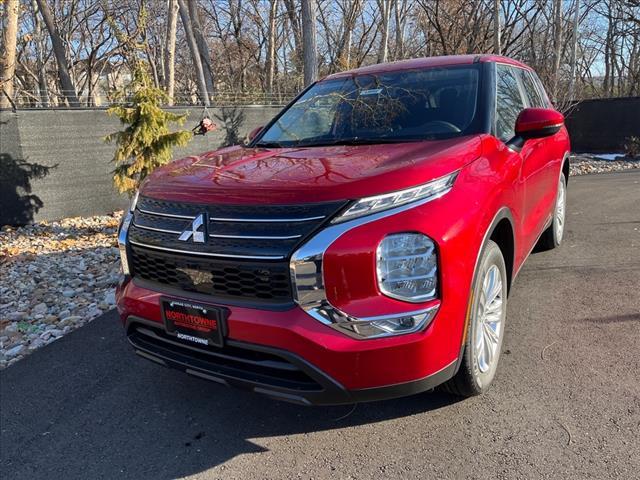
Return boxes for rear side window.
[519,70,546,108]
[495,64,526,142]
[531,71,552,107]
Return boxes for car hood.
[140,135,483,204]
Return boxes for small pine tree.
[104,64,192,195]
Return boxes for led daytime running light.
[332,171,458,223]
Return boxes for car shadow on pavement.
[0,310,462,480]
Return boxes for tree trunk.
[394,0,406,60]
[265,0,278,94]
[0,0,20,109]
[552,0,563,99]
[301,0,318,86]
[177,0,210,106]
[164,0,179,105]
[31,0,50,107]
[377,0,391,63]
[493,0,501,55]
[336,0,361,68]
[283,0,303,74]
[35,0,79,106]
[187,0,215,95]
[568,0,580,100]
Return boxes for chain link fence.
[8,90,296,109]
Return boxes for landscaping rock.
[0,211,123,368]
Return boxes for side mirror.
[515,108,564,139]
[508,108,564,151]
[247,125,264,143]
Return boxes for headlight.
[332,171,457,223]
[376,233,437,302]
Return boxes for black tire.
[442,240,508,397]
[537,174,567,251]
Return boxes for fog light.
[377,233,437,302]
[370,310,431,333]
[317,306,439,339]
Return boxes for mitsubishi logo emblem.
[178,214,206,243]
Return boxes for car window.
[495,64,527,142]
[519,69,546,108]
[257,66,481,147]
[531,71,552,108]
[270,85,344,140]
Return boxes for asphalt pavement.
[1,171,639,480]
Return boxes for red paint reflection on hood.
[141,136,483,204]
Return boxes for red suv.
[116,55,569,405]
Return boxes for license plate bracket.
[161,298,228,348]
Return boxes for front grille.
[128,196,347,304]
[130,247,292,302]
[128,322,323,391]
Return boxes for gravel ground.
[0,212,123,368]
[570,153,640,175]
[0,154,637,368]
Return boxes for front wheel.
[442,240,508,397]
[537,174,567,250]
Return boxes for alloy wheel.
[474,264,504,374]
[554,178,566,243]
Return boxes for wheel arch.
[453,206,515,374]
[562,153,570,185]
[489,217,515,294]
[479,207,516,295]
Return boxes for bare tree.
[393,0,409,60]
[493,0,501,54]
[187,0,215,94]
[6,0,640,106]
[164,0,179,105]
[569,0,580,99]
[302,0,318,86]
[30,0,50,106]
[377,0,392,63]
[34,0,79,106]
[552,0,563,99]
[340,0,363,67]
[265,0,279,93]
[283,0,303,72]
[177,0,210,105]
[0,0,19,108]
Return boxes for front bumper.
[117,278,461,405]
[127,315,457,405]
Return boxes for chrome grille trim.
[209,233,302,240]
[208,215,326,223]
[129,240,286,260]
[131,222,183,235]
[132,223,302,241]
[137,208,196,220]
[137,208,326,224]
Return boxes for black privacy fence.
[0,106,280,226]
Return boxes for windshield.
[257,65,481,148]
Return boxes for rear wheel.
[537,174,567,250]
[442,240,507,397]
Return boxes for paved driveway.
[2,171,639,480]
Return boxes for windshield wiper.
[296,137,427,147]
[254,141,284,148]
